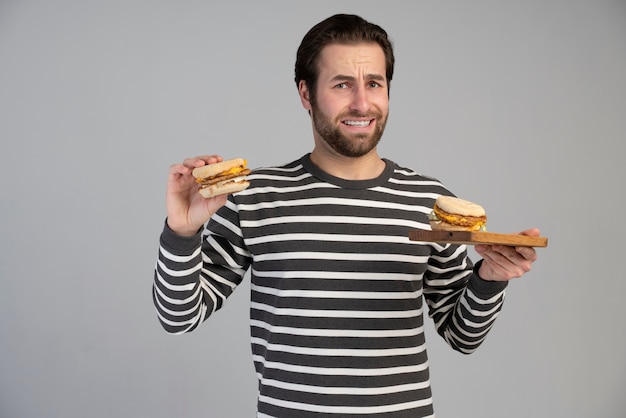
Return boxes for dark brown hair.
[294,14,395,98]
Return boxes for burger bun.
[429,195,487,231]
[429,220,477,232]
[435,196,485,217]
[192,158,246,179]
[198,178,250,198]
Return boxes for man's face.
[304,43,389,158]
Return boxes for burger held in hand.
[192,158,251,198]
[428,196,487,231]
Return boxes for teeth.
[344,120,371,127]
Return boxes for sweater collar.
[301,153,394,190]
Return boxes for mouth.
[342,119,374,127]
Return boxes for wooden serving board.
[408,230,548,247]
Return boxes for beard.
[310,100,388,158]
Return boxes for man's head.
[295,14,394,159]
[295,14,395,101]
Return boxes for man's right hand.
[166,155,229,237]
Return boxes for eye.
[368,81,383,88]
[335,82,349,89]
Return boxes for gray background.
[1,1,625,417]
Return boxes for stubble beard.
[310,100,388,158]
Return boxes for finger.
[501,247,520,264]
[517,228,540,237]
[480,251,520,279]
[487,249,533,279]
[515,246,537,261]
[169,162,192,177]
[474,244,488,254]
[182,155,223,169]
[485,246,523,272]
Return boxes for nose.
[349,86,370,114]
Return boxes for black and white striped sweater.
[153,154,507,417]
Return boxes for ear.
[298,80,312,111]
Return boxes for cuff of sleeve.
[469,259,508,297]
[160,219,203,252]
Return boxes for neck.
[309,147,385,180]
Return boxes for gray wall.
[1,1,625,417]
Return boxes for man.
[154,14,539,417]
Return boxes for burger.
[191,158,251,198]
[428,196,487,231]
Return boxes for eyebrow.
[329,74,386,83]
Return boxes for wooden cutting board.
[408,230,548,247]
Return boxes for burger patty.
[434,206,486,226]
[196,169,252,186]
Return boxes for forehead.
[317,43,386,77]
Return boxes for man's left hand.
[474,228,540,281]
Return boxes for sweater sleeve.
[152,199,252,335]
[423,244,507,354]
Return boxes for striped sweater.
[153,154,507,417]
